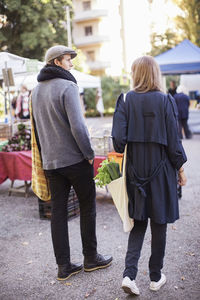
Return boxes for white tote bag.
[107,145,134,232]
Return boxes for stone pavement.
[0,117,200,300]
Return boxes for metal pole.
[66,6,72,47]
[4,62,13,136]
[120,0,127,72]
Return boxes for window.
[83,1,91,10]
[85,26,93,36]
[87,51,95,61]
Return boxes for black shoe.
[84,253,113,272]
[57,262,83,280]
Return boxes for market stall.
[0,52,103,138]
[155,39,200,75]
[0,150,32,197]
[155,39,200,133]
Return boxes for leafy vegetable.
[1,123,31,152]
[94,159,121,187]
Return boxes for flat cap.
[45,45,77,63]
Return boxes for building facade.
[72,0,123,76]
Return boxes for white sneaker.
[122,276,140,295]
[150,273,166,291]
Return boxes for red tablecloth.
[0,151,105,184]
[0,151,32,184]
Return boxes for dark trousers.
[123,219,167,282]
[45,160,97,265]
[178,118,191,139]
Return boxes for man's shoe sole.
[57,269,82,281]
[84,261,112,272]
[122,285,139,296]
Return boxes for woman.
[15,84,30,119]
[112,56,187,295]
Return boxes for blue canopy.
[155,39,200,75]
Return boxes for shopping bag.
[29,98,51,201]
[107,145,134,232]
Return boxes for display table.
[0,150,106,196]
[0,150,32,197]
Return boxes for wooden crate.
[0,124,12,139]
[38,187,80,220]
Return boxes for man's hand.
[88,159,94,165]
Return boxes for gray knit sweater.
[31,78,94,170]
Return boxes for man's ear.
[54,58,61,67]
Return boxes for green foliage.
[166,75,180,90]
[94,159,121,188]
[101,76,129,109]
[0,0,72,60]
[84,88,97,110]
[84,107,115,118]
[148,29,181,56]
[85,109,100,118]
[0,89,4,117]
[84,76,129,115]
[172,0,200,47]
[72,48,89,73]
[149,0,200,56]
[2,123,31,152]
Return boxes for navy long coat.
[112,91,187,224]
[174,92,190,120]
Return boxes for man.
[168,80,177,97]
[174,85,192,139]
[31,45,112,280]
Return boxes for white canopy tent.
[0,52,103,124]
[0,52,44,79]
[71,69,101,89]
[0,52,101,90]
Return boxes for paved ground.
[0,117,200,300]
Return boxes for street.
[0,117,200,300]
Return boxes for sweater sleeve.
[112,93,127,153]
[165,94,187,170]
[63,84,94,160]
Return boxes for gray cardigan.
[31,78,94,170]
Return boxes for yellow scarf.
[29,97,51,201]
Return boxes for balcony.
[74,35,109,47]
[73,9,108,23]
[87,60,110,71]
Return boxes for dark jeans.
[45,160,97,265]
[123,219,167,282]
[178,118,191,139]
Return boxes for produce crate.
[38,187,80,220]
[0,124,12,139]
[91,135,114,156]
[107,152,124,171]
[0,139,8,151]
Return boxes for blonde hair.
[131,56,163,93]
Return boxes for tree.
[0,0,72,60]
[172,0,200,46]
[148,29,181,56]
[101,76,129,109]
[149,0,200,56]
[72,48,89,73]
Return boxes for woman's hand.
[88,159,94,165]
[178,169,187,186]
